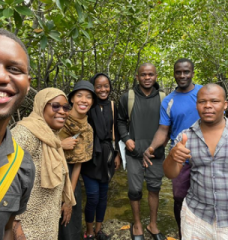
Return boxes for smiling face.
[94,76,111,100]
[197,85,227,125]
[174,62,194,92]
[43,95,69,130]
[70,89,93,118]
[0,36,31,120]
[136,65,157,90]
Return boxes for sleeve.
[117,93,130,143]
[173,132,183,147]
[159,99,171,126]
[16,151,35,215]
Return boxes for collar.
[0,128,14,167]
[190,117,228,141]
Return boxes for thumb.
[181,133,188,146]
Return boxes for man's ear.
[224,100,228,111]
[26,75,31,95]
[136,74,139,82]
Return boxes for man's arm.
[163,133,191,179]
[4,215,15,240]
[117,94,135,151]
[143,125,169,166]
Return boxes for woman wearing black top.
[81,73,121,240]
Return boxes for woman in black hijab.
[81,73,120,240]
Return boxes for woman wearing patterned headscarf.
[11,88,76,240]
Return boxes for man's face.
[197,86,227,125]
[136,65,157,90]
[0,36,31,120]
[174,62,194,90]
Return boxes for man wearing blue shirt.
[143,58,202,239]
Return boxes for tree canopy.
[1,0,228,97]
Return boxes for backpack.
[128,89,166,120]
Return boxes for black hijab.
[89,73,113,156]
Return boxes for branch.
[105,17,122,75]
[133,9,151,86]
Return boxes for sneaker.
[95,230,111,240]
[83,232,95,240]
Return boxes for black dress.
[81,101,119,183]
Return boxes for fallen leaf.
[120,225,130,230]
[34,29,43,33]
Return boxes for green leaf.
[75,2,84,23]
[14,0,25,4]
[15,6,33,16]
[35,15,45,30]
[5,0,14,4]
[87,16,93,28]
[3,8,14,18]
[0,1,7,5]
[48,30,61,41]
[81,29,90,39]
[13,10,22,29]
[56,0,65,12]
[69,71,78,79]
[70,27,79,39]
[46,20,54,30]
[40,35,48,49]
[39,0,52,3]
[65,59,72,67]
[0,9,3,17]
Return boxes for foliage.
[1,0,228,101]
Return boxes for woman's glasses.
[47,102,71,113]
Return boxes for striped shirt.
[175,119,228,227]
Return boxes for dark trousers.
[172,163,191,240]
[174,197,184,240]
[82,174,108,223]
[58,164,82,240]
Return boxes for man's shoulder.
[15,147,35,191]
[177,120,200,138]
[161,91,176,106]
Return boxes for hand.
[170,133,191,164]
[61,203,72,226]
[126,139,135,151]
[61,137,78,150]
[114,154,121,170]
[143,146,154,167]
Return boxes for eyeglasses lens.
[49,102,71,112]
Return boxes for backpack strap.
[159,91,166,103]
[111,101,115,142]
[0,138,24,202]
[128,89,165,120]
[128,89,135,121]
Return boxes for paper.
[118,140,126,170]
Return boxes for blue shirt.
[159,84,202,146]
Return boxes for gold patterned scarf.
[59,114,93,164]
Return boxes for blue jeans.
[82,174,108,223]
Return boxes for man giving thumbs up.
[163,83,228,240]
